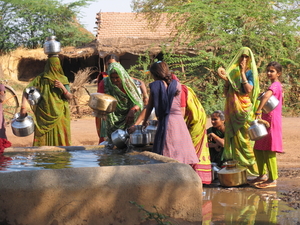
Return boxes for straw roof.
[95,12,199,56]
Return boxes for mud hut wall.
[61,55,101,82]
[0,48,47,81]
[0,48,101,82]
[0,63,4,79]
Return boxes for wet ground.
[140,167,300,225]
[200,167,300,225]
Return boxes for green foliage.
[131,0,300,116]
[129,201,173,225]
[0,0,95,54]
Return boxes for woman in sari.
[222,47,260,175]
[19,55,72,146]
[98,62,143,147]
[96,54,148,144]
[183,85,212,184]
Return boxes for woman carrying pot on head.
[98,62,144,148]
[219,47,260,176]
[19,54,73,146]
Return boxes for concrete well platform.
[0,146,203,225]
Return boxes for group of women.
[97,48,283,188]
[0,47,282,188]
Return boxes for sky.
[62,0,133,34]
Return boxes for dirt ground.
[7,116,300,165]
[5,116,300,211]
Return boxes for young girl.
[134,61,199,166]
[207,110,225,167]
[250,61,283,188]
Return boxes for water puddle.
[0,149,163,172]
[203,182,300,224]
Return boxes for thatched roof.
[61,41,98,58]
[95,12,199,56]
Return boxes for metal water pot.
[145,120,158,145]
[11,113,34,137]
[130,125,149,147]
[88,93,117,117]
[211,162,221,181]
[133,79,142,95]
[25,87,41,105]
[217,161,247,187]
[248,120,268,141]
[111,129,129,149]
[43,36,61,55]
[257,92,279,113]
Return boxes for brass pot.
[217,161,247,187]
[88,93,117,115]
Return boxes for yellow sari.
[223,47,260,175]
[184,86,212,184]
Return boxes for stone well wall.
[0,150,203,225]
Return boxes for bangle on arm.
[131,106,138,113]
[242,80,248,84]
[255,110,262,115]
[64,91,68,95]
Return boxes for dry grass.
[70,67,98,118]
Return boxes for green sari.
[223,47,260,175]
[105,62,143,139]
[27,56,71,146]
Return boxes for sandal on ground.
[248,176,268,185]
[255,180,277,189]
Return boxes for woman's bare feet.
[255,180,277,189]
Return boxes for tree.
[132,0,300,115]
[0,0,95,54]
